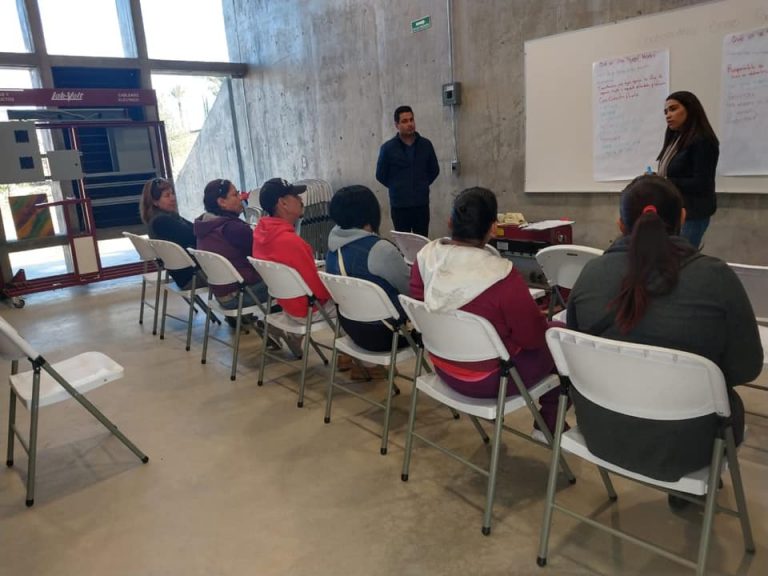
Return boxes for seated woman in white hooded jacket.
[409,187,562,433]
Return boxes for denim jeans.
[681,217,710,249]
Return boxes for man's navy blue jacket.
[375,132,439,208]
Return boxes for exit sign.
[411,16,431,33]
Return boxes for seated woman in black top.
[140,177,202,290]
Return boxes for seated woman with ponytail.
[567,174,762,482]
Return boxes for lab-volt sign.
[50,91,85,102]
[411,16,431,33]
[0,88,157,107]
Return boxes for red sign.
[0,88,156,107]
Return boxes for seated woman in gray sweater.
[567,174,762,483]
[326,185,411,352]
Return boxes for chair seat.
[204,298,265,320]
[759,325,767,364]
[265,311,330,336]
[561,425,711,495]
[551,309,567,323]
[9,352,124,409]
[334,334,416,365]
[415,372,560,420]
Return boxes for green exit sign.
[411,16,431,33]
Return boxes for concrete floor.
[0,276,766,576]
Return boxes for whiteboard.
[524,0,768,193]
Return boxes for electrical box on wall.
[442,82,462,106]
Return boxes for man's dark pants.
[391,205,430,237]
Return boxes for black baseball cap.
[259,178,307,216]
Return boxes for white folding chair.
[729,263,768,396]
[390,231,429,266]
[188,249,268,381]
[318,272,417,455]
[122,232,164,335]
[1,315,148,507]
[398,295,575,535]
[247,257,335,407]
[538,328,754,575]
[148,239,203,351]
[535,244,603,320]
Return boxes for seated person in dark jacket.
[325,185,411,352]
[140,177,204,290]
[194,178,268,310]
[567,175,762,483]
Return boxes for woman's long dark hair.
[139,177,174,224]
[657,91,719,159]
[612,175,695,333]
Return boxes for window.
[0,0,32,52]
[152,73,224,173]
[141,0,230,62]
[37,0,131,57]
[0,68,38,122]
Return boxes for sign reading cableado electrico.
[411,16,431,33]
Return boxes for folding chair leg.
[152,269,162,335]
[481,375,508,536]
[469,416,490,444]
[324,344,340,423]
[696,437,726,575]
[257,301,272,386]
[6,387,16,466]
[43,363,149,465]
[139,277,147,325]
[184,280,197,351]
[401,386,420,480]
[296,314,313,408]
[201,292,213,365]
[598,467,617,501]
[159,290,169,339]
[309,338,329,365]
[380,331,399,455]
[725,427,755,553]
[514,371,576,484]
[537,391,570,566]
[229,294,244,381]
[25,369,41,506]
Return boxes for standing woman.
[140,177,199,290]
[657,91,719,248]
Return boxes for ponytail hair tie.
[642,205,657,215]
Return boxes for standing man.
[376,105,439,237]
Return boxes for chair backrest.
[546,328,730,421]
[399,295,509,362]
[390,231,430,265]
[536,244,603,290]
[729,262,768,323]
[247,257,313,300]
[0,315,40,361]
[122,232,158,263]
[188,248,244,286]
[318,272,400,322]
[148,239,196,272]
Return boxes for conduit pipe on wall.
[447,0,459,174]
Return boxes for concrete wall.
[216,0,766,263]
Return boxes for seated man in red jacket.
[252,178,334,322]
